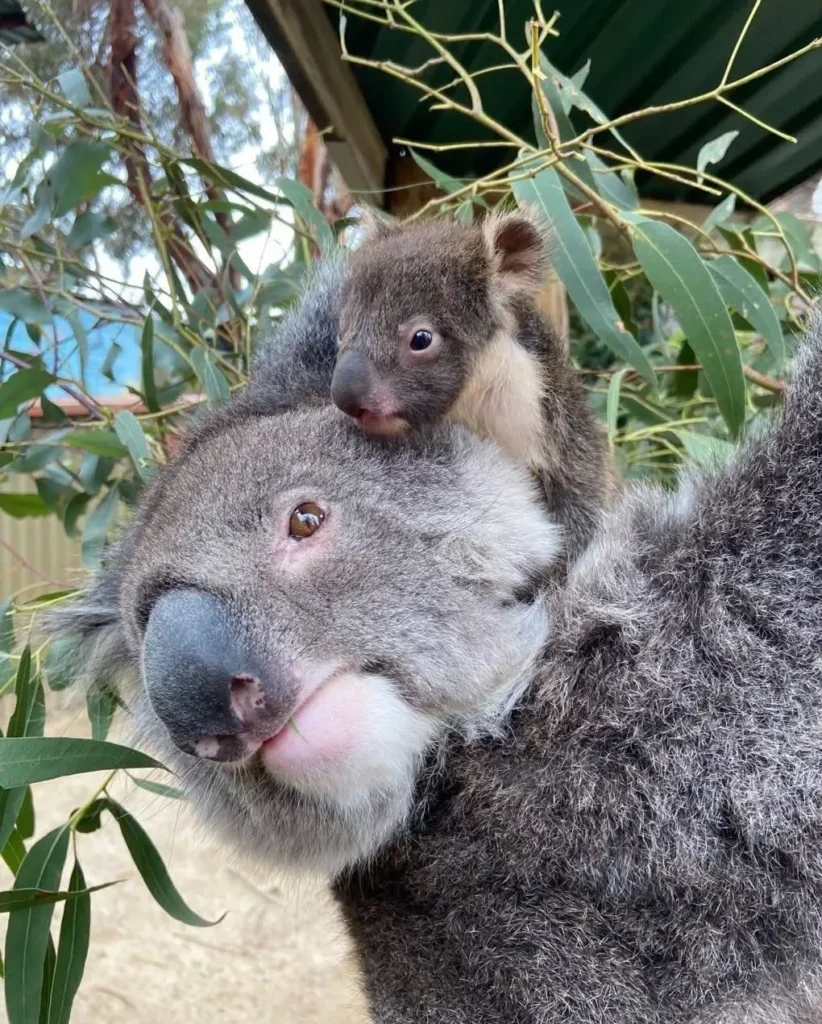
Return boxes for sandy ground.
[0,694,371,1024]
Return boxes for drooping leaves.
[629,217,746,436]
[513,166,656,386]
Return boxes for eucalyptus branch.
[0,350,105,420]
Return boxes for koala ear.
[357,205,400,243]
[482,208,550,294]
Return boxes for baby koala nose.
[331,349,374,418]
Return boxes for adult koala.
[49,259,822,1024]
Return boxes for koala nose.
[331,349,374,418]
[143,589,285,762]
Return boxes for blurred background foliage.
[0,0,820,1019]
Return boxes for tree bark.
[109,0,214,293]
[139,0,240,291]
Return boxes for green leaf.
[66,212,116,250]
[669,337,699,401]
[17,789,34,841]
[113,411,155,482]
[71,800,106,836]
[513,166,656,387]
[81,485,120,569]
[100,341,122,382]
[708,254,785,367]
[585,151,637,211]
[46,862,91,1024]
[35,478,65,512]
[0,738,163,788]
[56,70,91,108]
[4,826,70,1024]
[531,73,600,202]
[61,493,90,539]
[0,881,114,914]
[38,935,55,1024]
[42,638,75,693]
[696,131,739,183]
[541,54,634,155]
[39,396,67,424]
[0,290,51,325]
[77,454,114,494]
[0,368,54,419]
[703,194,737,233]
[0,494,51,519]
[104,799,220,927]
[0,651,44,853]
[190,349,230,407]
[2,829,26,874]
[275,176,335,254]
[671,429,735,466]
[606,368,629,445]
[6,443,65,474]
[18,592,74,612]
[407,149,464,195]
[140,317,160,413]
[48,142,115,217]
[230,208,272,243]
[66,429,127,458]
[179,158,285,205]
[127,775,184,801]
[86,688,117,742]
[629,217,745,436]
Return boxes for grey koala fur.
[333,213,616,562]
[45,258,822,1023]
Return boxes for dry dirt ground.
[0,693,372,1024]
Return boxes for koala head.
[332,210,549,436]
[91,405,558,875]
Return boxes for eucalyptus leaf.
[113,411,155,481]
[46,862,92,1024]
[513,166,655,387]
[4,827,70,1024]
[55,69,91,108]
[696,131,739,183]
[66,430,127,458]
[190,349,230,406]
[707,255,785,367]
[140,317,160,413]
[0,738,163,787]
[629,217,745,436]
[275,176,335,254]
[105,799,220,927]
[0,494,51,519]
[81,485,120,569]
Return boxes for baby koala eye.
[289,501,325,540]
[410,329,433,351]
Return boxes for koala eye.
[289,501,325,540]
[410,329,433,352]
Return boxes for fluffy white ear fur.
[482,208,551,294]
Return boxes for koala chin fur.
[45,259,822,1023]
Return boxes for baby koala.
[331,209,615,564]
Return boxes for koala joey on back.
[331,210,615,563]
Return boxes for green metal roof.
[0,1,42,45]
[327,0,822,203]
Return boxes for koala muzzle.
[330,349,374,418]
[143,589,289,762]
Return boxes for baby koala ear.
[357,205,401,243]
[482,208,550,294]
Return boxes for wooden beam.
[245,0,387,201]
